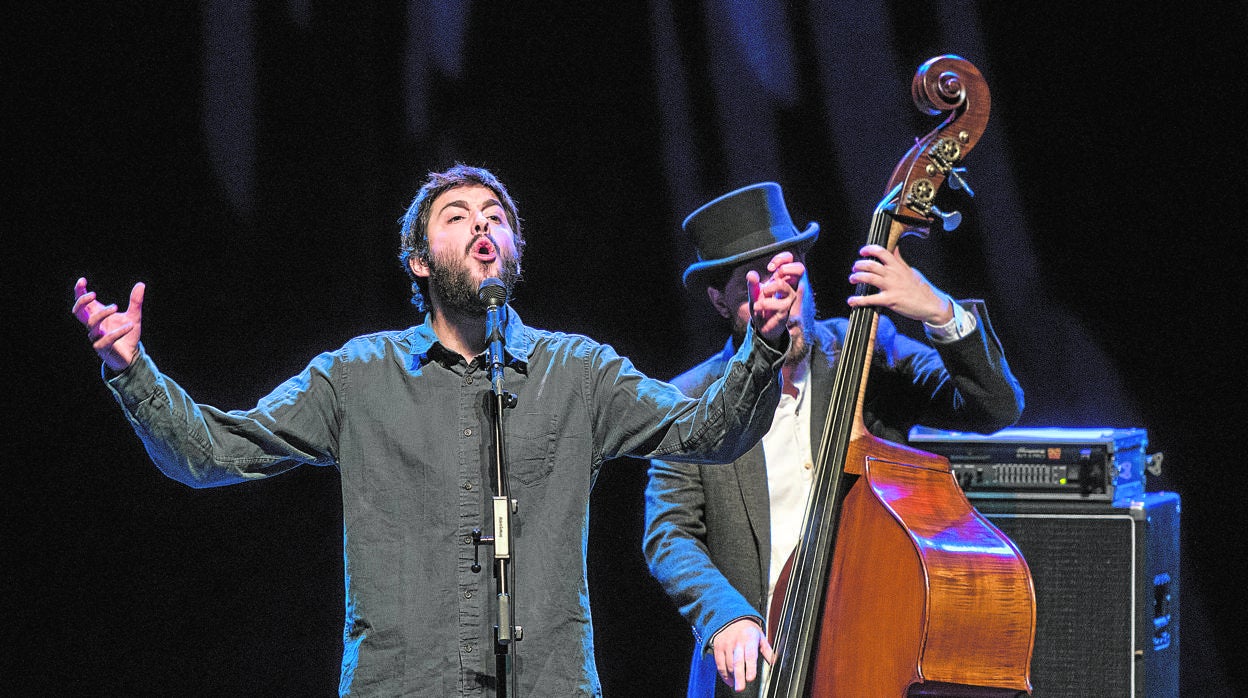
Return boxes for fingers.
[715,642,731,687]
[750,252,804,301]
[742,639,759,684]
[859,244,897,264]
[126,282,146,317]
[716,642,750,691]
[92,319,136,352]
[750,256,806,340]
[712,619,770,690]
[74,277,143,371]
[734,645,748,691]
[846,246,950,322]
[765,251,804,290]
[849,245,895,286]
[75,279,146,328]
[765,250,794,275]
[72,290,98,324]
[72,278,103,325]
[753,255,804,304]
[768,259,805,291]
[86,303,120,337]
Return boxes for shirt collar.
[408,305,533,368]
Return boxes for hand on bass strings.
[846,244,954,326]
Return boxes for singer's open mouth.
[470,237,497,263]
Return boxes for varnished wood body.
[810,432,1035,695]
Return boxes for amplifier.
[908,426,1150,501]
[974,493,1180,697]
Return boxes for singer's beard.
[427,249,522,317]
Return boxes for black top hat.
[681,182,819,289]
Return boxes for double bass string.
[766,198,896,696]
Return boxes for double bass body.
[812,435,1035,695]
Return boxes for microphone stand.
[474,278,521,697]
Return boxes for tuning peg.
[930,205,962,231]
[946,167,974,197]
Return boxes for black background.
[8,1,1243,695]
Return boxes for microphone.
[478,277,508,308]
[478,278,508,397]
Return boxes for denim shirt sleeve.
[105,344,340,488]
[586,323,784,465]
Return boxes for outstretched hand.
[846,244,953,325]
[712,617,775,692]
[72,277,145,372]
[748,251,805,343]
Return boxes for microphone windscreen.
[477,277,507,306]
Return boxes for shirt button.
[803,462,813,470]
[465,590,474,599]
[464,645,474,654]
[463,375,474,385]
[463,428,473,437]
[463,481,473,491]
[462,535,472,544]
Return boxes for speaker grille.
[984,513,1137,697]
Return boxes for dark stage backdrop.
[9,1,1243,696]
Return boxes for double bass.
[764,56,1036,697]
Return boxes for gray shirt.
[105,306,784,696]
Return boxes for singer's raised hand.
[72,277,145,372]
[747,251,805,343]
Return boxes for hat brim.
[682,222,819,289]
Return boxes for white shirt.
[763,353,814,616]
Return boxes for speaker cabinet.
[974,492,1179,697]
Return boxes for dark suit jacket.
[643,302,1024,698]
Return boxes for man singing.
[72,164,805,696]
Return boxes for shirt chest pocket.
[506,411,559,486]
